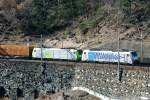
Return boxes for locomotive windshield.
[131,52,138,57]
[131,51,139,61]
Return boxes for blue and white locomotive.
[82,50,139,64]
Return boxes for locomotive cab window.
[131,52,138,57]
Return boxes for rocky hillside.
[0,0,17,35]
[0,0,150,49]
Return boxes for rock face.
[73,65,150,99]
[0,61,150,99]
[0,61,75,99]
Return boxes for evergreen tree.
[18,0,100,34]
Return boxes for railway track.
[0,57,150,73]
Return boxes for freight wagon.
[0,44,34,58]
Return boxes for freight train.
[0,44,139,64]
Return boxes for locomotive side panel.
[82,50,133,64]
[32,48,78,60]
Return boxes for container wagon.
[0,44,34,58]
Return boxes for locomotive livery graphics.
[82,50,139,64]
[32,48,82,61]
